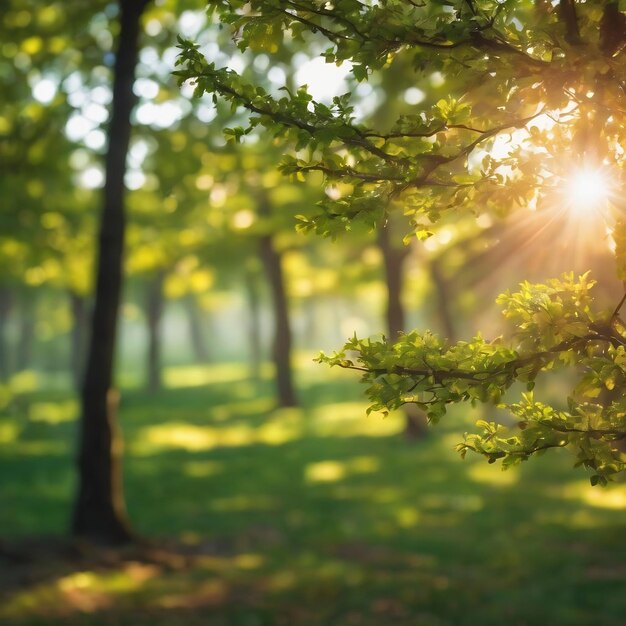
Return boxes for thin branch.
[279,8,351,42]
[465,0,478,16]
[335,333,617,384]
[295,163,404,182]
[538,421,626,439]
[362,121,506,141]
[611,292,626,321]
[203,74,400,164]
[275,1,549,67]
[285,0,368,40]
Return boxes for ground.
[1,360,626,625]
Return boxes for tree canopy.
[177,0,626,484]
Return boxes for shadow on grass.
[2,365,626,625]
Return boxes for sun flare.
[564,167,610,217]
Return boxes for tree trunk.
[0,287,12,379]
[429,258,457,343]
[378,225,428,439]
[244,265,263,381]
[302,297,318,350]
[184,295,210,363]
[258,196,297,407]
[379,227,407,339]
[146,272,164,393]
[72,0,148,545]
[16,291,34,372]
[69,291,88,391]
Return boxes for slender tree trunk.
[429,258,456,343]
[69,291,88,391]
[599,2,626,57]
[302,297,318,350]
[184,295,210,363]
[378,225,428,439]
[0,287,12,379]
[379,227,407,339]
[146,272,164,392]
[72,0,148,544]
[244,265,263,381]
[16,291,35,372]
[258,196,297,407]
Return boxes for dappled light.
[4,0,626,624]
[561,480,626,511]
[7,365,626,626]
[0,420,20,444]
[305,456,381,484]
[183,460,222,478]
[4,367,626,623]
[28,399,77,424]
[137,421,256,453]
[312,402,403,438]
[305,461,347,484]
[467,461,520,487]
[163,363,271,390]
[5,364,626,623]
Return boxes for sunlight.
[304,456,381,484]
[305,460,347,483]
[311,401,403,438]
[467,461,519,486]
[257,416,301,446]
[163,362,255,387]
[28,400,77,424]
[32,78,56,104]
[564,167,610,217]
[564,480,626,510]
[0,422,19,444]
[78,166,104,189]
[294,56,352,102]
[9,370,38,393]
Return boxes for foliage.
[319,273,626,484]
[177,1,626,482]
[0,1,100,295]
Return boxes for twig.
[611,291,626,320]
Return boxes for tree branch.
[558,0,582,45]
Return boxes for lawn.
[1,361,626,626]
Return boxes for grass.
[2,360,626,625]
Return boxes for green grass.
[2,361,626,626]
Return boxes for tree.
[377,218,428,438]
[0,0,105,386]
[72,0,150,543]
[177,1,626,484]
[257,186,299,407]
[202,145,310,408]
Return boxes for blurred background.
[1,1,626,625]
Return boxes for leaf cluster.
[319,274,626,483]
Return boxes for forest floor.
[1,360,626,626]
